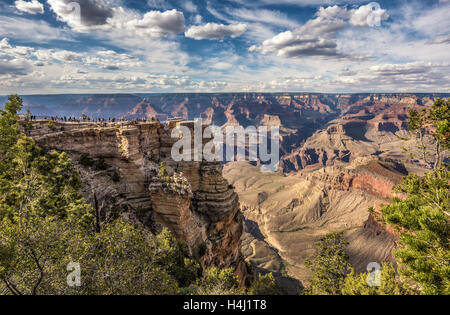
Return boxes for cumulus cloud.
[47,1,186,36]
[0,38,34,57]
[185,23,247,40]
[0,38,33,76]
[0,38,12,49]
[30,46,144,72]
[47,0,114,32]
[349,3,389,27]
[250,4,388,58]
[14,0,44,14]
[125,9,185,36]
[96,50,134,59]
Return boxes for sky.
[0,0,449,94]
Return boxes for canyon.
[23,119,250,286]
[17,92,449,293]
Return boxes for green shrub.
[249,273,284,295]
[193,267,242,295]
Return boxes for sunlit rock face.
[279,94,439,173]
[221,95,444,291]
[224,158,405,291]
[25,119,249,285]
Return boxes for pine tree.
[341,263,410,295]
[380,98,449,295]
[381,169,449,294]
[303,232,351,295]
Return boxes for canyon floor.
[224,160,399,293]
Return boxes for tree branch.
[3,278,23,295]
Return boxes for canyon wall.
[23,119,249,285]
[224,158,402,291]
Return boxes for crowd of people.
[26,115,160,126]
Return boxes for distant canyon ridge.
[5,93,450,157]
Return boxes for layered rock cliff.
[279,94,437,173]
[23,119,248,285]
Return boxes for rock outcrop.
[279,94,438,173]
[23,119,248,285]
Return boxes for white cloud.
[0,37,34,57]
[194,14,202,24]
[0,16,73,42]
[47,0,114,32]
[185,23,247,40]
[225,8,300,29]
[124,9,185,36]
[14,0,44,14]
[1,0,449,94]
[369,62,447,76]
[47,1,186,37]
[0,38,12,49]
[412,2,450,37]
[349,3,389,27]
[181,1,198,13]
[0,38,34,76]
[428,34,450,45]
[147,0,168,10]
[250,4,388,58]
[96,50,135,59]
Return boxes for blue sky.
[0,0,449,94]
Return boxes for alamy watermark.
[67,2,81,24]
[366,2,385,27]
[366,262,381,287]
[170,119,280,172]
[67,262,81,287]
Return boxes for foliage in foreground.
[303,232,410,295]
[0,95,280,295]
[248,272,286,295]
[0,95,215,295]
[380,168,449,294]
[381,98,449,295]
[304,99,449,295]
[341,263,410,295]
[303,232,351,295]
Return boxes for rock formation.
[23,119,249,285]
[224,157,404,291]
